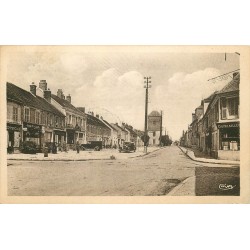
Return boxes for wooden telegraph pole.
[144,77,151,153]
[159,110,163,146]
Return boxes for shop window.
[24,108,30,122]
[13,107,18,122]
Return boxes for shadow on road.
[195,166,240,196]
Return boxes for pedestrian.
[76,141,80,154]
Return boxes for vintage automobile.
[119,142,136,153]
[81,141,102,151]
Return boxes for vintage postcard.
[0,45,249,203]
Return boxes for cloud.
[60,53,88,75]
[74,68,145,128]
[152,68,230,140]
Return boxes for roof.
[203,91,218,102]
[7,82,65,117]
[218,73,240,94]
[108,123,119,131]
[86,114,110,129]
[102,119,118,131]
[124,125,137,136]
[52,94,84,116]
[111,123,127,132]
[195,105,203,110]
[148,110,161,116]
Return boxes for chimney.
[233,72,239,79]
[44,88,51,103]
[30,82,37,96]
[66,94,71,103]
[39,80,47,91]
[57,89,63,99]
[96,114,99,119]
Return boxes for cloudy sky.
[4,47,239,140]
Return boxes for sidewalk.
[167,176,195,196]
[7,147,161,161]
[178,146,240,166]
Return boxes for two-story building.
[81,111,111,146]
[7,82,66,152]
[186,72,240,161]
[110,123,127,148]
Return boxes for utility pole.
[144,76,151,153]
[159,110,163,146]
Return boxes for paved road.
[7,146,239,196]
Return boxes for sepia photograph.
[0,45,249,203]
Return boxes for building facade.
[181,72,240,161]
[148,111,162,146]
[7,82,65,153]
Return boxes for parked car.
[81,141,102,151]
[119,142,136,153]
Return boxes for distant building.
[148,110,162,146]
[110,123,127,148]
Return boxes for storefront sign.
[217,122,239,129]
[23,122,41,130]
[7,123,21,131]
[23,122,41,137]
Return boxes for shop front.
[54,129,66,145]
[23,122,42,150]
[66,129,75,145]
[7,123,22,153]
[217,122,240,161]
[44,127,53,144]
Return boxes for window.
[24,108,30,122]
[35,111,40,124]
[153,132,156,136]
[41,112,45,125]
[228,97,239,116]
[13,107,18,122]
[47,114,52,126]
[50,114,54,126]
[55,116,58,126]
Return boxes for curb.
[7,148,161,162]
[178,146,240,166]
[167,176,196,196]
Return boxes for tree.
[141,135,150,145]
[160,135,172,146]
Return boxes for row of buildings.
[180,72,240,161]
[7,80,146,153]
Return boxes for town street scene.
[5,47,240,196]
